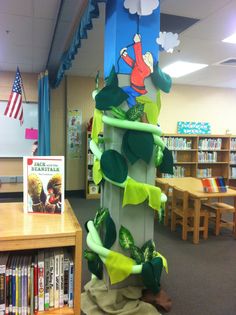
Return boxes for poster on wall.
[67,109,82,159]
[177,121,211,134]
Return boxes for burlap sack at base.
[81,279,161,315]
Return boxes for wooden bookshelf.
[0,199,82,315]
[85,130,103,199]
[160,134,236,184]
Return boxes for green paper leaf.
[94,208,109,229]
[126,102,144,121]
[159,147,174,175]
[100,149,128,183]
[87,254,103,279]
[141,257,163,294]
[95,66,128,110]
[141,240,155,262]
[104,214,117,249]
[127,130,154,164]
[119,225,135,250]
[84,249,97,262]
[122,131,139,165]
[130,245,144,264]
[151,63,172,93]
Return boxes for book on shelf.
[0,249,74,315]
[23,156,64,214]
[201,177,227,193]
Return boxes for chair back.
[172,186,189,213]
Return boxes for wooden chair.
[203,191,236,236]
[171,186,209,241]
[156,179,171,226]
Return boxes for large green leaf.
[103,214,117,249]
[94,208,109,229]
[126,130,154,164]
[84,250,97,262]
[141,257,163,294]
[119,225,135,250]
[87,254,103,279]
[159,147,174,175]
[122,131,139,165]
[100,150,128,183]
[151,63,172,93]
[141,240,155,262]
[130,245,144,264]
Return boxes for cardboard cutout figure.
[120,34,154,107]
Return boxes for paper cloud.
[124,0,159,16]
[156,32,180,53]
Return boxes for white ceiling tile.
[0,13,33,46]
[0,44,32,64]
[32,47,49,65]
[33,0,60,19]
[160,0,232,19]
[0,62,33,73]
[32,63,45,73]
[32,18,55,49]
[0,0,33,17]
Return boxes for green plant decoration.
[94,207,109,229]
[126,102,144,121]
[130,245,144,264]
[141,240,155,262]
[87,254,103,280]
[119,225,135,250]
[84,249,97,262]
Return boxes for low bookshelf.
[0,199,82,315]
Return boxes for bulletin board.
[0,101,38,157]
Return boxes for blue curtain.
[38,71,51,155]
[52,0,107,88]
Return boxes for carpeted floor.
[68,196,236,315]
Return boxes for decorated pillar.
[82,0,178,314]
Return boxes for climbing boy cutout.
[120,33,154,107]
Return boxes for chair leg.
[215,210,221,236]
[171,212,176,231]
[203,214,208,240]
[182,216,188,241]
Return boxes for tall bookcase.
[160,134,236,185]
[0,199,82,315]
[85,131,103,199]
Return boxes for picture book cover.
[23,156,64,213]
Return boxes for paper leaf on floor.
[124,0,159,16]
[156,32,180,53]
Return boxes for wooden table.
[156,177,236,244]
[0,199,82,315]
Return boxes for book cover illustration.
[23,156,64,213]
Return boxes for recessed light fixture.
[222,32,236,44]
[162,61,208,78]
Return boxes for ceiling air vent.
[215,58,236,67]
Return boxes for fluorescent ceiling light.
[162,61,208,78]
[222,33,236,44]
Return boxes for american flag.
[4,67,23,124]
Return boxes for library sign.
[177,121,211,134]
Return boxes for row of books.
[230,139,236,150]
[201,177,227,193]
[198,151,217,163]
[0,249,74,315]
[162,166,186,178]
[163,137,192,150]
[198,138,222,150]
[230,153,236,164]
[197,168,212,178]
[230,167,236,179]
